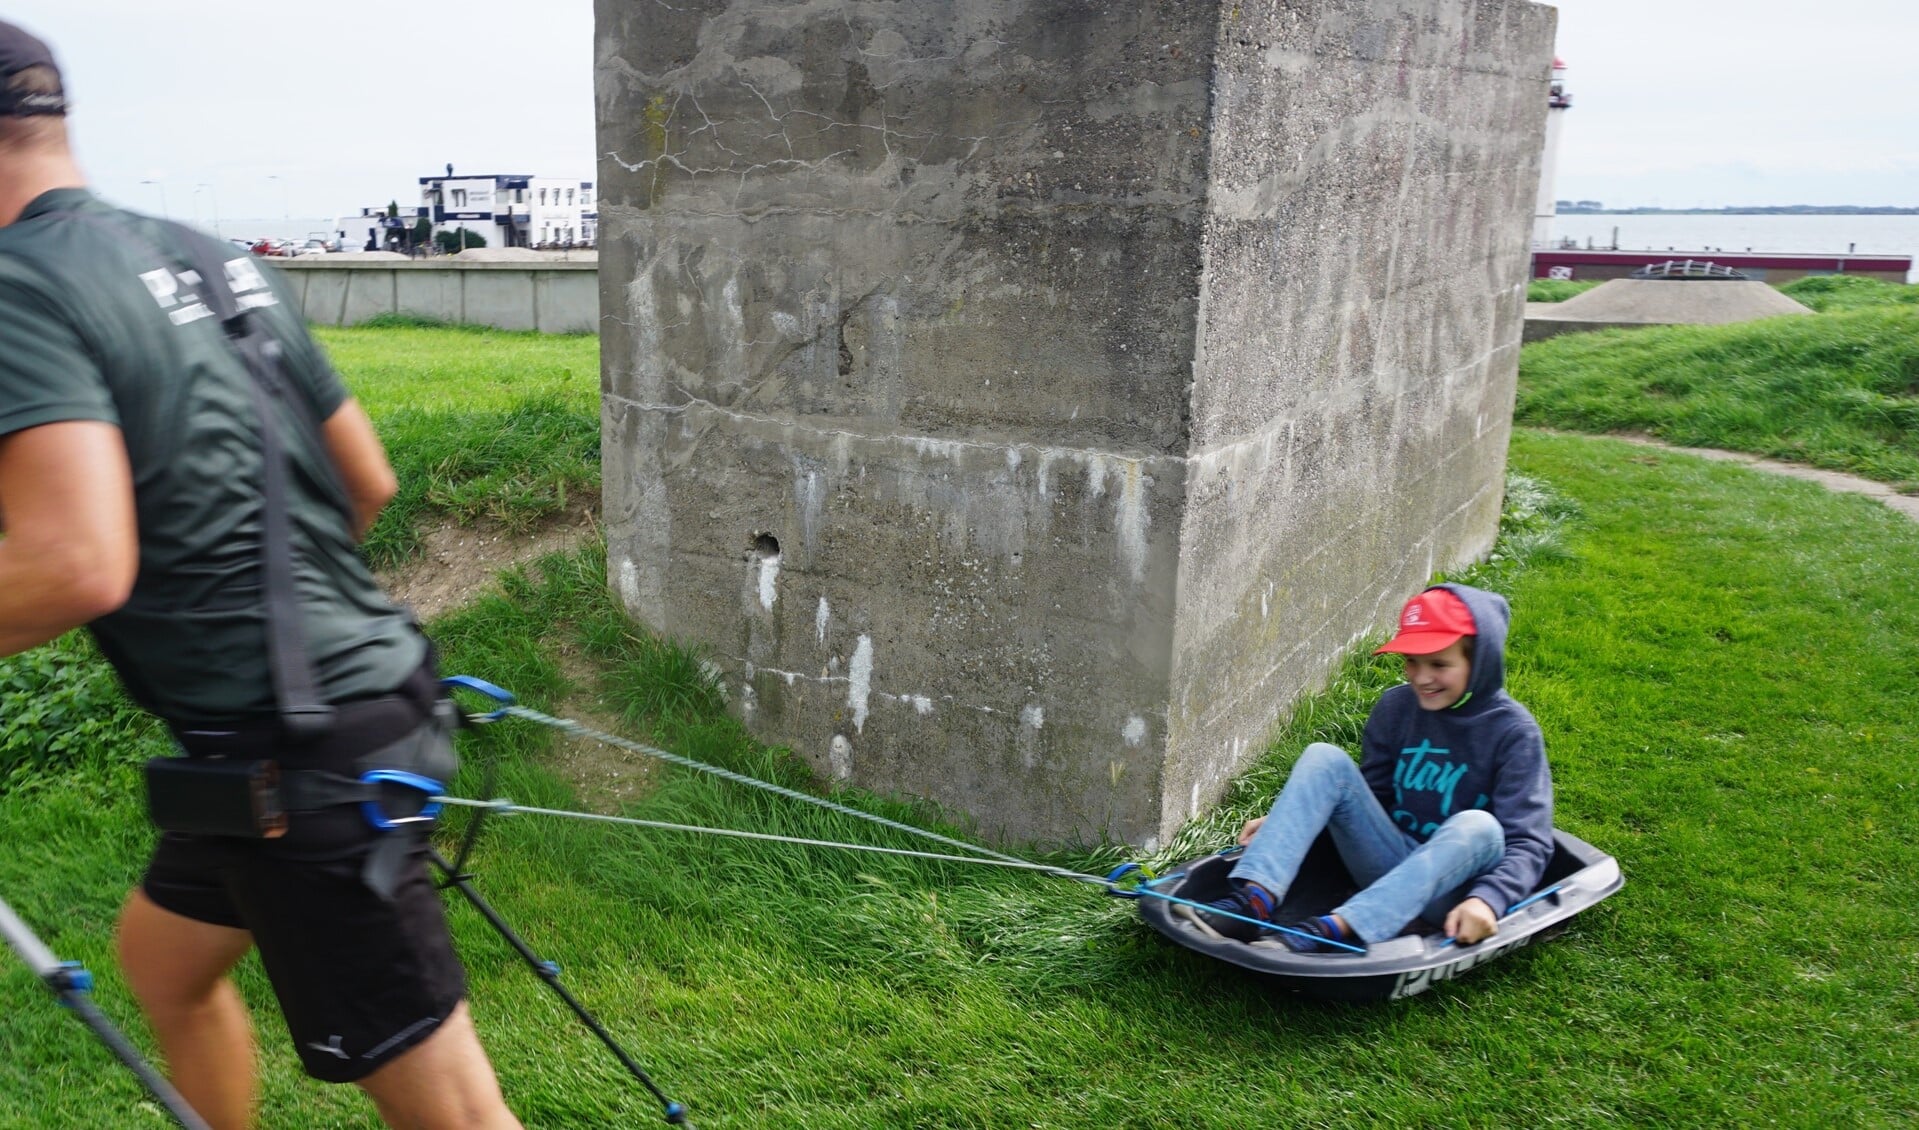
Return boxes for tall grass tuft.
[313,323,602,568]
[362,396,600,567]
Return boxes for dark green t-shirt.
[0,188,423,725]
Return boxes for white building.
[333,205,430,253]
[419,171,597,249]
[1532,55,1573,250]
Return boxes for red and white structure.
[1532,55,1572,250]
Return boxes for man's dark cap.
[0,21,67,117]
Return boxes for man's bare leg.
[356,1002,521,1130]
[116,890,257,1130]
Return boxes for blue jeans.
[1229,743,1504,943]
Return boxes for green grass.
[313,324,600,415]
[4,428,1916,1126]
[1516,303,1919,491]
[311,324,602,568]
[1779,275,1919,313]
[1527,278,1604,303]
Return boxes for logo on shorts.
[307,1035,350,1060]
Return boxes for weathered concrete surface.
[1522,278,1814,342]
[597,0,1555,846]
[278,259,599,332]
[1164,2,1550,829]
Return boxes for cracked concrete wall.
[1164,0,1553,833]
[597,0,1552,847]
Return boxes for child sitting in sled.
[1178,583,1553,952]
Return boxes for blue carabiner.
[440,675,517,723]
[361,769,446,831]
[1104,862,1155,899]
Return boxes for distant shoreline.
[1559,207,1919,216]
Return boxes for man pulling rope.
[0,22,522,1129]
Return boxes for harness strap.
[167,232,337,741]
[42,207,340,741]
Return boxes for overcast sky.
[5,0,598,228]
[5,0,1915,228]
[1548,0,1918,207]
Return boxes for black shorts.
[140,666,467,1083]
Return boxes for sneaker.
[1274,915,1363,954]
[1174,882,1276,943]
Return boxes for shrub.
[0,633,156,792]
[434,227,487,253]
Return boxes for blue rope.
[1436,884,1564,949]
[1128,879,1368,954]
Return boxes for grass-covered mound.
[1780,274,1919,313]
[1516,286,1919,491]
[1527,278,1604,303]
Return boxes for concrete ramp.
[1525,279,1814,342]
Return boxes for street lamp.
[193,183,221,236]
[138,179,168,219]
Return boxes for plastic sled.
[1138,828,1622,1001]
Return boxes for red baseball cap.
[1375,588,1476,655]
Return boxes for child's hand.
[1444,897,1498,944]
[1236,816,1266,846]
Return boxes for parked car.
[288,239,330,256]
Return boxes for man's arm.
[321,398,398,541]
[0,421,138,656]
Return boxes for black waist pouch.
[145,757,289,839]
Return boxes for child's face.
[1402,639,1472,711]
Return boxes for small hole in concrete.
[752,533,781,558]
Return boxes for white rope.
[497,704,1042,870]
[430,796,1104,884]
[447,703,1360,952]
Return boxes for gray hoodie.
[1359,583,1554,916]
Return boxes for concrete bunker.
[1523,277,1816,342]
[596,0,1557,847]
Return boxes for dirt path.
[377,506,666,813]
[377,504,600,622]
[1573,432,1919,524]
